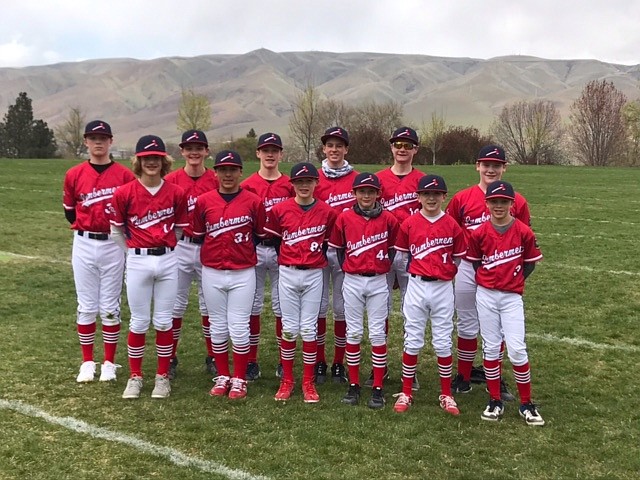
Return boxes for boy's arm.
[523,262,536,279]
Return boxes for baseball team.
[63,120,544,426]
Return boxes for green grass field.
[0,158,639,480]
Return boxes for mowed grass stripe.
[0,399,271,480]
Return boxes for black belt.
[258,238,278,247]
[357,272,377,277]
[77,230,109,241]
[133,247,175,256]
[283,264,311,270]
[411,274,439,282]
[181,235,203,245]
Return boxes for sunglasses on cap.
[392,141,416,150]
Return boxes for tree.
[288,83,323,162]
[346,101,404,164]
[177,89,212,132]
[622,100,640,166]
[568,80,628,166]
[247,128,256,138]
[437,126,493,165]
[421,111,447,165]
[0,92,57,158]
[55,106,86,158]
[491,100,564,165]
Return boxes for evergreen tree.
[0,92,57,158]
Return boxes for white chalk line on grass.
[0,399,270,480]
[0,251,70,265]
[0,185,54,194]
[534,216,638,227]
[550,263,640,277]
[528,333,640,353]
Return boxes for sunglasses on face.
[392,142,416,150]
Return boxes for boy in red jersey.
[192,150,266,400]
[467,181,544,426]
[314,126,359,384]
[446,145,531,400]
[328,173,398,409]
[241,132,295,381]
[392,174,466,415]
[110,135,188,399]
[265,162,338,403]
[375,126,424,389]
[164,129,219,380]
[63,120,135,383]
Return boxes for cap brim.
[84,133,112,138]
[417,188,447,193]
[485,194,514,200]
[257,142,283,150]
[214,162,242,168]
[353,184,381,190]
[389,138,418,144]
[290,175,318,181]
[179,141,208,148]
[477,157,507,163]
[321,135,349,146]
[137,151,167,157]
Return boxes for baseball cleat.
[302,381,320,403]
[151,374,171,399]
[364,367,390,387]
[393,393,413,413]
[228,377,248,400]
[368,387,386,409]
[470,365,487,384]
[331,362,348,383]
[451,373,472,394]
[205,356,218,377]
[168,357,178,381]
[519,403,545,426]
[209,375,231,397]
[341,383,361,406]
[412,373,420,391]
[76,361,96,383]
[245,362,261,382]
[485,378,516,402]
[275,363,284,379]
[99,361,120,382]
[122,376,143,399]
[314,361,328,385]
[274,379,295,401]
[439,394,460,416]
[481,399,504,421]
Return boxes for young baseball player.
[63,120,135,383]
[110,135,188,399]
[466,180,544,426]
[164,129,219,380]
[446,145,531,401]
[375,126,424,390]
[328,172,399,409]
[313,126,358,384]
[265,162,338,403]
[192,150,266,400]
[240,132,295,381]
[392,174,466,415]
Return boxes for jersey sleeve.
[515,194,532,226]
[388,215,400,247]
[62,170,76,211]
[325,208,338,241]
[109,187,126,227]
[445,194,462,225]
[254,200,267,238]
[191,197,206,236]
[522,226,543,263]
[328,214,346,248]
[465,229,482,262]
[264,206,282,237]
[174,187,189,227]
[452,222,467,257]
[394,220,410,252]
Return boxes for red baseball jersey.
[377,167,424,223]
[446,185,531,244]
[466,219,543,295]
[63,161,136,233]
[315,170,359,212]
[110,180,188,248]
[395,212,467,281]
[241,173,295,213]
[164,168,219,237]
[265,198,337,269]
[191,189,266,270]
[328,209,399,275]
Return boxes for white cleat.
[76,361,96,383]
[99,361,120,382]
[122,376,143,399]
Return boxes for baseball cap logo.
[491,183,506,193]
[398,129,411,137]
[186,132,199,142]
[221,153,234,162]
[92,123,106,132]
[264,134,277,142]
[360,175,374,184]
[486,148,500,157]
[296,165,309,176]
[329,129,342,136]
[144,139,159,150]
[425,179,438,188]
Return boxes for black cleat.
[275,363,284,379]
[205,355,218,377]
[168,357,178,381]
[245,362,261,382]
[314,361,328,385]
[451,373,472,394]
[470,365,486,384]
[368,387,386,409]
[341,383,360,406]
[364,367,390,387]
[412,373,420,391]
[485,378,516,402]
[331,362,348,384]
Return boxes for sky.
[2,0,640,68]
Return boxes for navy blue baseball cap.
[257,132,283,150]
[179,129,208,148]
[390,126,419,145]
[290,162,319,181]
[485,180,515,200]
[477,144,507,163]
[417,174,447,193]
[214,150,243,168]
[84,120,113,138]
[352,172,381,191]
[321,126,349,146]
[135,135,167,157]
